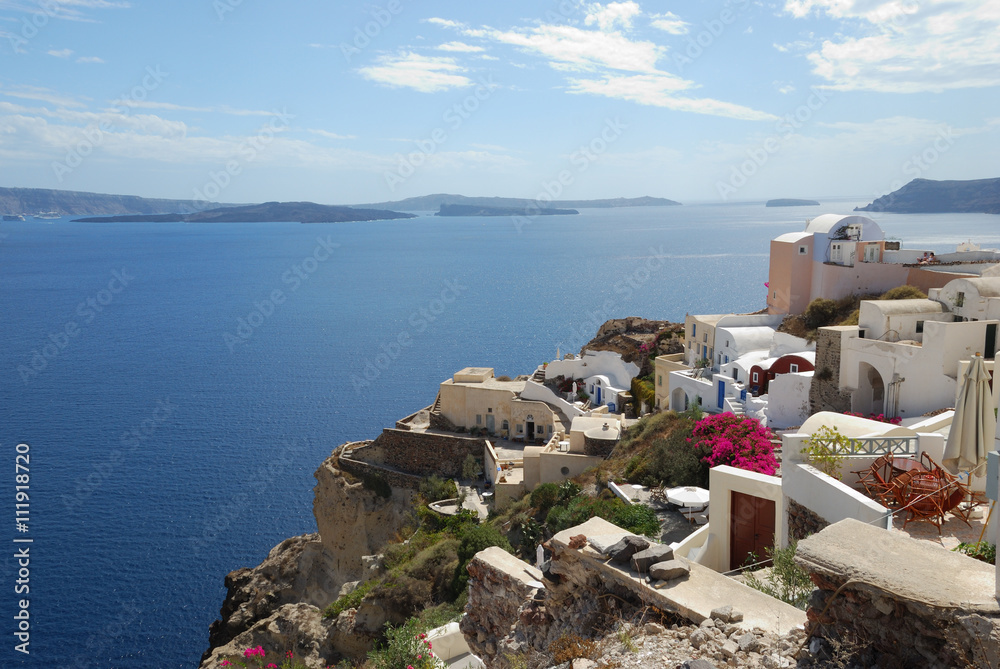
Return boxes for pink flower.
[220,662,232,667]
[267,664,277,668]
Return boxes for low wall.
[368,428,484,478]
[796,519,1000,667]
[781,463,887,546]
[787,498,829,542]
[337,455,424,490]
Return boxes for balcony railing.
[811,436,919,457]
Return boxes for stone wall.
[796,518,1000,668]
[809,328,852,414]
[337,455,424,490]
[366,428,484,478]
[583,435,617,457]
[460,546,546,667]
[787,498,829,541]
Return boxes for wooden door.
[729,492,776,571]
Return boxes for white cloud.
[47,48,73,58]
[774,81,796,94]
[307,129,356,140]
[425,17,463,29]
[359,52,472,93]
[76,56,104,63]
[584,1,642,31]
[474,24,663,73]
[567,74,779,121]
[107,100,276,116]
[650,11,689,35]
[436,41,484,53]
[0,85,86,108]
[785,0,1000,92]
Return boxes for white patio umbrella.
[943,354,996,476]
[666,486,710,508]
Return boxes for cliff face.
[312,452,417,582]
[200,448,416,667]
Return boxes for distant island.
[435,204,578,217]
[75,201,415,224]
[856,178,1000,214]
[356,194,681,211]
[766,198,820,207]
[0,186,235,217]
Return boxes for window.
[752,372,759,382]
[658,375,662,386]
[790,364,799,373]
[915,321,924,334]
[692,324,697,337]
[703,333,708,343]
[773,291,777,299]
[560,467,570,476]
[487,407,492,413]
[548,425,553,433]
[956,292,965,308]
[476,414,482,425]
[502,420,509,431]
[799,246,808,255]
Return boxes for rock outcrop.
[581,317,683,376]
[201,448,417,665]
[855,177,1000,215]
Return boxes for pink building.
[766,214,976,315]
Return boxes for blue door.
[717,379,725,410]
[596,386,602,405]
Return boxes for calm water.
[1,201,998,667]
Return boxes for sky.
[0,0,997,206]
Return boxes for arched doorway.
[855,363,885,416]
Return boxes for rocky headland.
[199,448,417,668]
[855,177,1000,214]
[76,201,416,223]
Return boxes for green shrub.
[368,618,439,669]
[644,431,709,488]
[804,297,838,329]
[324,578,376,618]
[461,453,481,480]
[881,285,926,300]
[361,471,392,499]
[742,542,813,610]
[529,482,560,515]
[955,541,996,563]
[802,425,852,479]
[420,475,458,502]
[630,376,655,414]
[452,523,513,594]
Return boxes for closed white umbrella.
[943,354,996,476]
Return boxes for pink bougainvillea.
[845,411,902,425]
[689,413,778,476]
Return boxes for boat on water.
[3,214,26,221]
[33,211,61,220]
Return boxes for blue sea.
[1,201,999,667]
